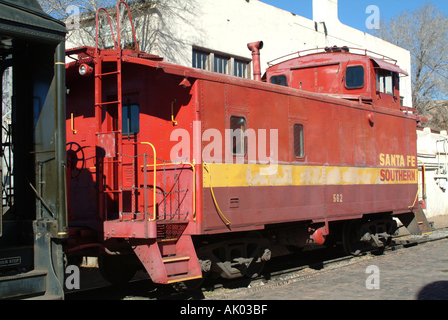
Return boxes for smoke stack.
[247,41,264,81]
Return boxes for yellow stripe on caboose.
[202,163,417,188]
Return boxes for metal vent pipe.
[247,41,264,81]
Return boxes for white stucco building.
[417,129,448,218]
[66,0,413,108]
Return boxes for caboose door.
[96,92,140,220]
[120,96,141,219]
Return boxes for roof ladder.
[93,1,139,221]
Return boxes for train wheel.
[342,220,363,256]
[244,232,269,279]
[98,254,137,286]
[172,277,205,292]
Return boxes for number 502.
[333,194,343,203]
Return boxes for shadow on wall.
[66,0,203,66]
[141,0,204,65]
[416,280,448,300]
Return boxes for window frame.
[270,74,288,87]
[192,47,251,79]
[122,103,140,136]
[214,54,229,74]
[234,58,249,78]
[293,123,305,159]
[192,49,210,70]
[376,69,395,95]
[345,65,365,90]
[230,115,247,157]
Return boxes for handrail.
[410,160,426,209]
[94,7,118,53]
[124,143,196,223]
[267,47,398,67]
[418,159,426,205]
[140,142,157,221]
[171,98,178,126]
[71,112,77,134]
[94,2,140,53]
[141,161,196,221]
[116,1,140,51]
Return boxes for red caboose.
[65,3,424,288]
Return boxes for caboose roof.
[267,47,408,76]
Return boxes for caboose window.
[294,124,304,158]
[270,75,288,86]
[345,66,365,89]
[376,69,394,95]
[230,116,246,156]
[122,104,139,136]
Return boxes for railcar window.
[294,124,304,158]
[230,116,246,156]
[345,66,365,89]
[376,69,394,95]
[270,75,288,86]
[122,104,139,136]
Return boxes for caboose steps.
[133,235,202,285]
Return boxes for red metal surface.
[65,46,420,232]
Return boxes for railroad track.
[65,227,448,300]
[207,227,448,300]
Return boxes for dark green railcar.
[0,0,67,299]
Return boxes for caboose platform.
[103,219,189,240]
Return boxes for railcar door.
[97,92,141,221]
[120,94,141,220]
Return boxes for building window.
[376,69,394,95]
[192,49,209,70]
[345,66,365,89]
[294,124,304,158]
[230,116,246,156]
[270,75,288,86]
[192,47,250,79]
[234,59,248,78]
[214,54,229,74]
[122,104,139,136]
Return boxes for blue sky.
[259,0,448,32]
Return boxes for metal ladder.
[93,2,139,221]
